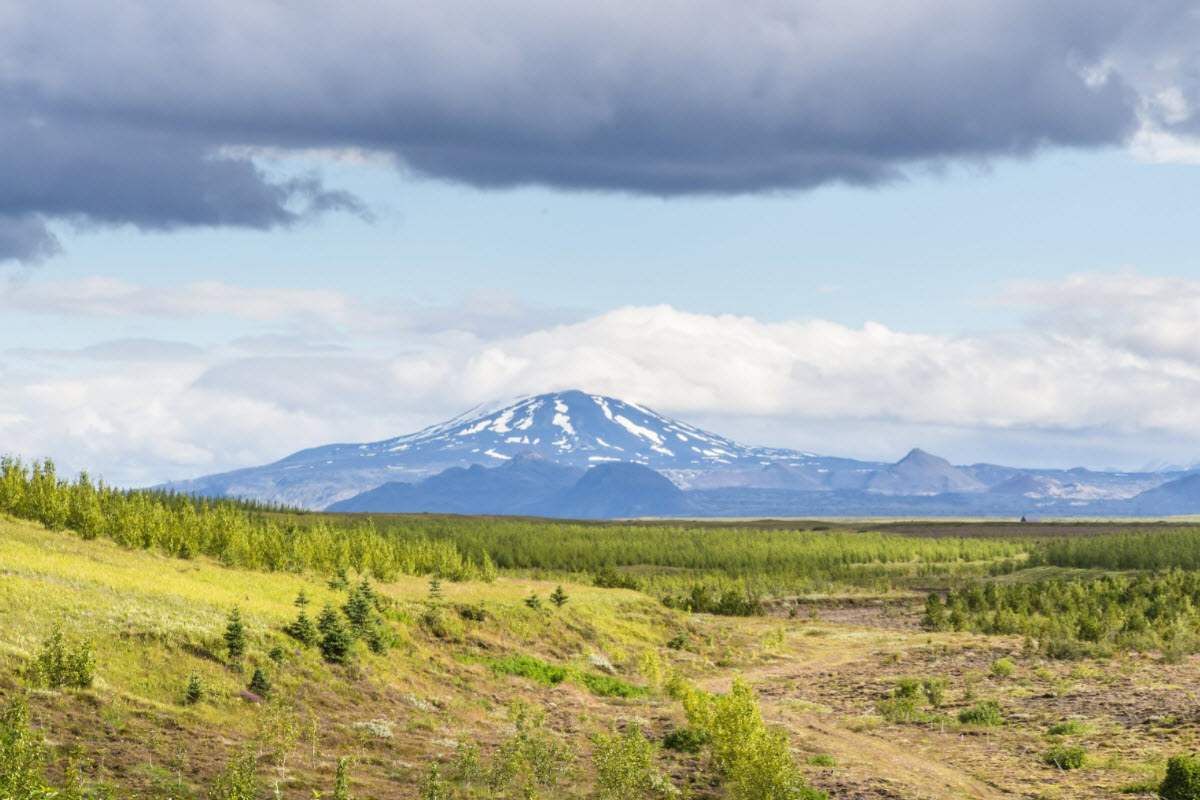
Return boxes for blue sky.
[3,1,1200,484]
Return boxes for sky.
[3,0,1200,485]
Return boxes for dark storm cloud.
[0,0,1196,261]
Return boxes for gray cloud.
[1,0,1197,261]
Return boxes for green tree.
[224,608,247,663]
[184,672,205,705]
[549,585,569,608]
[317,604,353,665]
[248,668,272,699]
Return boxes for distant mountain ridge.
[162,389,1198,517]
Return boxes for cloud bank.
[1,1,1199,260]
[5,271,1200,483]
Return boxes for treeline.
[924,571,1200,659]
[1035,528,1200,571]
[378,516,1029,592]
[0,458,491,581]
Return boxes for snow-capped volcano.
[162,391,816,508]
[375,390,811,471]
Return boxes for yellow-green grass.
[0,514,710,796]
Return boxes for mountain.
[162,388,1193,516]
[865,448,985,495]
[331,457,690,519]
[327,454,583,515]
[536,462,693,518]
[163,390,825,508]
[1128,474,1200,515]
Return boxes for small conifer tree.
[184,672,205,705]
[549,585,569,608]
[285,609,319,647]
[224,608,247,663]
[248,668,272,699]
[317,604,354,665]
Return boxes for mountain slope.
[866,448,985,495]
[1129,473,1200,515]
[538,462,694,519]
[163,390,824,508]
[327,454,583,515]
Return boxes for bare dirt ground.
[704,618,1199,800]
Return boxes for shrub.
[351,719,393,740]
[663,728,710,753]
[332,756,354,800]
[1042,745,1087,770]
[209,746,260,800]
[0,695,48,798]
[486,655,568,686]
[30,623,95,689]
[420,763,448,800]
[876,697,921,723]
[957,701,1004,727]
[183,673,205,705]
[684,677,826,800]
[1162,754,1200,800]
[1047,720,1088,736]
[666,632,689,651]
[990,658,1015,680]
[486,702,577,797]
[893,677,921,699]
[807,754,836,767]
[594,565,639,590]
[457,603,489,622]
[921,677,949,708]
[581,674,651,699]
[452,740,484,785]
[593,724,662,800]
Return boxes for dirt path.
[698,628,1022,799]
[798,716,1019,800]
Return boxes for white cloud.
[7,271,1200,483]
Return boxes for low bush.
[456,603,489,622]
[352,719,394,740]
[1042,745,1087,770]
[990,658,1015,680]
[921,677,949,708]
[486,655,568,686]
[957,701,1004,727]
[1047,720,1088,736]
[580,674,652,699]
[30,623,95,689]
[662,728,709,753]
